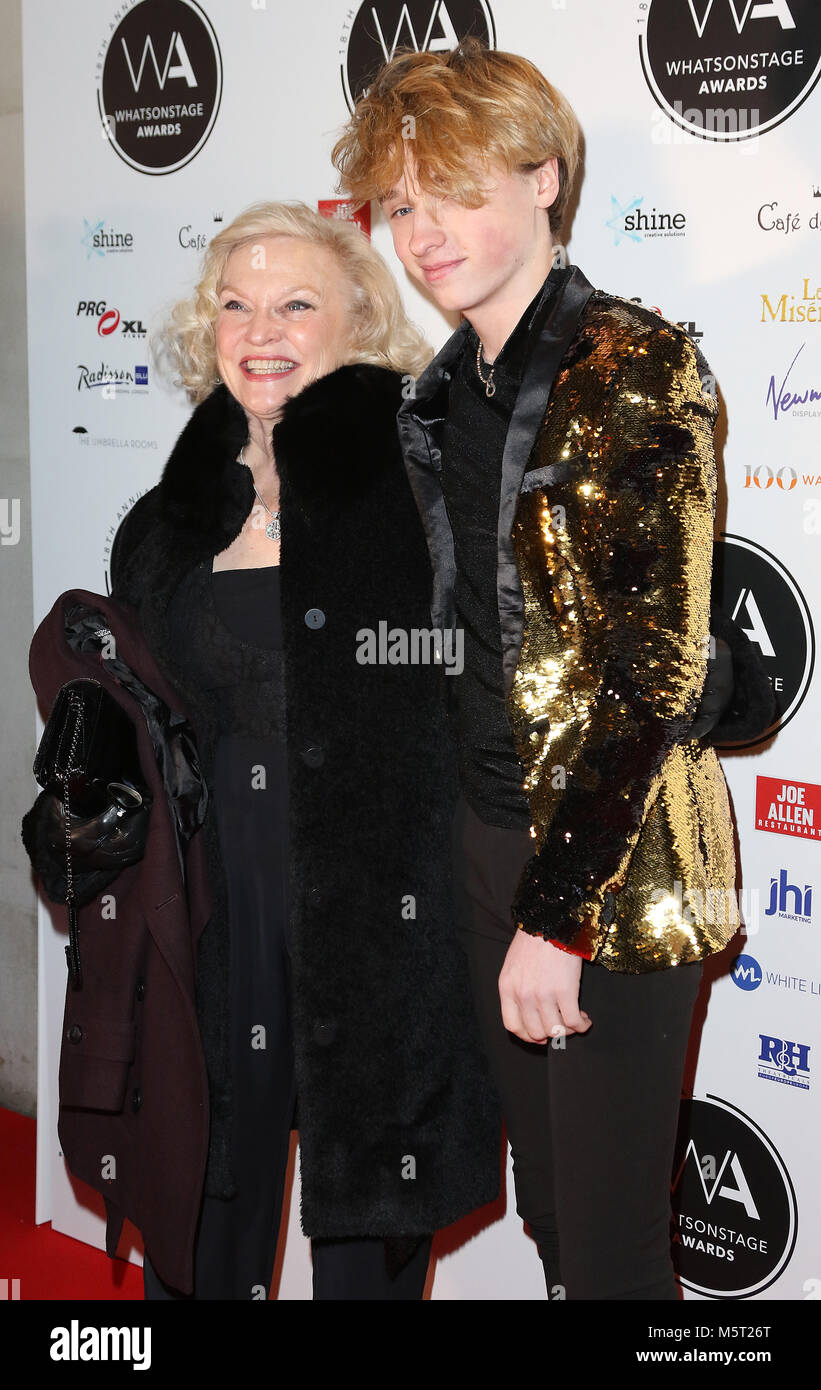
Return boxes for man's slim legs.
[452,794,702,1299]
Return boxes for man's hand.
[498,930,592,1044]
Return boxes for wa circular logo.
[97,0,222,175]
[638,0,821,141]
[672,1095,797,1297]
[340,1,496,112]
[713,533,814,748]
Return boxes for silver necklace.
[475,340,496,398]
[239,446,281,542]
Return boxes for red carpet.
[0,1105,143,1301]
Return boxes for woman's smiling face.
[215,235,353,423]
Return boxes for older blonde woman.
[93,201,502,1299]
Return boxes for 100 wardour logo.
[96,0,222,174]
[340,1,496,111]
[638,0,821,141]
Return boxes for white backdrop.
[23,0,821,1300]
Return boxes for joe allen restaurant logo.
[340,1,495,111]
[638,0,821,141]
[756,776,821,839]
[97,0,222,175]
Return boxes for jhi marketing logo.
[758,1034,811,1090]
[671,1095,797,1298]
[606,195,686,245]
[765,867,813,922]
[756,776,821,839]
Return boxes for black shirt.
[440,268,563,829]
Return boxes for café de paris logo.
[96,0,222,175]
[638,0,821,141]
[340,1,496,111]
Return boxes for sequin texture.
[508,298,737,971]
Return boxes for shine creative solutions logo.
[638,0,821,141]
[96,0,222,174]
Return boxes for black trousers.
[143,734,430,1301]
[452,795,702,1301]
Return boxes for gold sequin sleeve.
[511,312,720,961]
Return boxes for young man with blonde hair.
[332,40,766,1299]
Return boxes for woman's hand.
[498,930,592,1044]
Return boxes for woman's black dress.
[142,560,432,1300]
[143,559,294,1299]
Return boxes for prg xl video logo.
[638,0,821,141]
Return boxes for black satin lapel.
[497,266,596,693]
[397,320,470,629]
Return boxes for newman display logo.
[712,535,814,747]
[340,1,495,111]
[765,343,821,421]
[97,0,222,175]
[672,1095,797,1297]
[638,0,821,141]
[756,776,821,839]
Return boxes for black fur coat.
[109,364,501,1239]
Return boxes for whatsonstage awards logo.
[96,0,222,175]
[671,1095,797,1298]
[340,1,496,111]
[638,0,821,141]
[712,534,814,747]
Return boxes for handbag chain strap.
[58,691,85,989]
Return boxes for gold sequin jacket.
[398,266,737,973]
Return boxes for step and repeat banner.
[22,0,820,1300]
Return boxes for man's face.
[380,152,557,324]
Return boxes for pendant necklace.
[240,446,281,542]
[475,340,496,398]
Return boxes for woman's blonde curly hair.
[159,200,432,402]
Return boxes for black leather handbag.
[27,678,151,989]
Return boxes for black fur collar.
[157,363,405,555]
